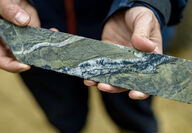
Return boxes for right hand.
[84,7,162,100]
[0,0,40,72]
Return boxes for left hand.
[84,7,162,100]
[0,0,40,73]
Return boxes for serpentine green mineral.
[0,19,192,104]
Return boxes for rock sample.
[0,19,192,104]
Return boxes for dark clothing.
[20,68,89,133]
[169,0,188,25]
[20,68,157,133]
[22,0,187,133]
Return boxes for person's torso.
[31,0,113,39]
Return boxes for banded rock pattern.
[0,19,192,103]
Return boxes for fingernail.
[86,80,94,83]
[15,11,30,25]
[50,28,59,32]
[154,46,159,53]
[133,91,146,98]
[84,80,96,86]
[19,63,30,71]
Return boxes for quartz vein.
[13,36,84,55]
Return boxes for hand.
[84,7,162,100]
[0,0,40,72]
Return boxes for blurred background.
[0,2,192,133]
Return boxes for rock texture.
[0,19,192,104]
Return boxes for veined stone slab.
[0,19,192,104]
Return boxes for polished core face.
[0,19,192,104]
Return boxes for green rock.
[0,19,192,104]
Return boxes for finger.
[129,90,149,100]
[150,29,163,54]
[0,0,30,26]
[131,35,156,52]
[0,38,30,73]
[97,83,127,93]
[0,56,30,73]
[131,12,157,52]
[84,80,97,86]
[0,38,10,50]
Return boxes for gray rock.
[0,19,192,104]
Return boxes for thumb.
[0,0,30,26]
[131,12,156,52]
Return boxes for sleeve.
[168,0,188,25]
[107,0,187,28]
[29,0,35,6]
[107,0,171,29]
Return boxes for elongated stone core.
[0,19,192,104]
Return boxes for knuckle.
[140,12,153,24]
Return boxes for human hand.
[0,0,40,72]
[84,7,162,100]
